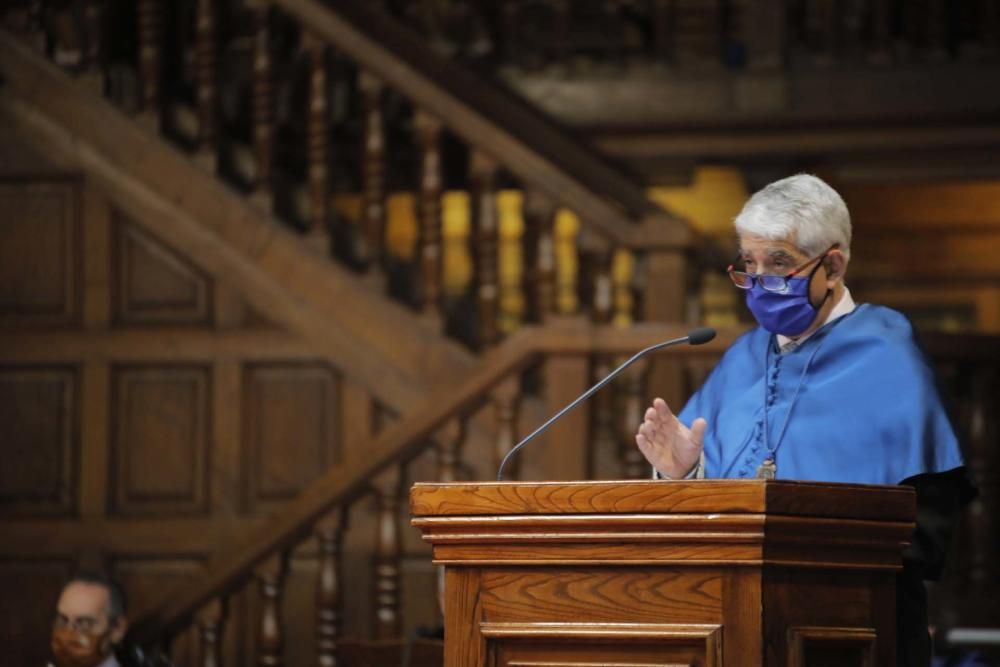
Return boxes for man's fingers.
[690,418,708,447]
[652,397,674,420]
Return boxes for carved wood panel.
[0,559,74,667]
[110,365,211,516]
[242,363,341,513]
[113,215,212,326]
[0,365,78,516]
[0,179,80,327]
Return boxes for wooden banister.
[267,0,690,249]
[130,322,735,641]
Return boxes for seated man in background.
[50,573,128,667]
[635,174,973,667]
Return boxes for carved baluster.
[194,0,217,167]
[7,0,47,54]
[371,467,402,640]
[316,510,345,667]
[255,555,287,667]
[196,599,224,667]
[471,151,500,348]
[81,0,105,75]
[618,358,651,479]
[492,378,521,478]
[612,248,636,328]
[592,248,613,326]
[304,31,330,247]
[435,418,466,483]
[554,208,580,316]
[360,70,386,270]
[523,192,556,321]
[867,0,891,64]
[416,110,443,325]
[250,2,273,208]
[497,190,526,334]
[137,0,162,118]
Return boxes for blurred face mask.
[51,626,113,667]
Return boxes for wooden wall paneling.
[113,215,212,326]
[211,359,242,516]
[0,178,80,327]
[79,360,109,518]
[340,378,374,465]
[82,182,111,328]
[242,363,341,513]
[0,558,74,667]
[110,365,211,516]
[0,365,78,516]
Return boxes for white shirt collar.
[776,286,856,352]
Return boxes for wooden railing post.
[250,1,274,210]
[435,418,466,483]
[371,466,402,640]
[136,0,162,121]
[255,555,287,667]
[415,110,444,327]
[498,189,526,334]
[492,378,520,478]
[316,510,345,667]
[304,31,330,249]
[523,192,556,322]
[194,0,217,170]
[360,69,386,270]
[471,150,500,348]
[196,598,224,667]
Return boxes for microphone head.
[687,327,717,345]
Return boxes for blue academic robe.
[678,304,965,484]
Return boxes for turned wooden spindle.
[522,192,556,322]
[415,110,443,321]
[194,0,217,153]
[82,0,104,74]
[359,70,386,269]
[371,467,402,640]
[196,599,224,667]
[618,358,651,479]
[304,32,330,242]
[316,510,345,667]
[251,2,273,205]
[470,150,500,348]
[592,249,613,326]
[255,555,287,667]
[435,418,466,483]
[492,378,521,478]
[554,208,580,316]
[136,0,162,113]
[612,248,636,328]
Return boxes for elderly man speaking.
[635,174,971,667]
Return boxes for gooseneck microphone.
[495,327,717,481]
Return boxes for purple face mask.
[745,276,821,336]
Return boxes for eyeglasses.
[727,245,837,293]
[53,613,104,634]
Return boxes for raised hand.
[634,397,706,479]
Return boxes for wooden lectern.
[410,479,915,666]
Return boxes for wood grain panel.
[788,626,876,667]
[0,366,77,516]
[0,179,79,326]
[243,363,341,513]
[479,569,722,625]
[111,365,210,516]
[113,216,211,325]
[0,559,73,667]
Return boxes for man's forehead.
[57,581,110,616]
[737,234,805,257]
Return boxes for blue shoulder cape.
[678,304,964,484]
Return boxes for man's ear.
[824,249,848,285]
[110,616,128,643]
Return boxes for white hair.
[734,174,851,259]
